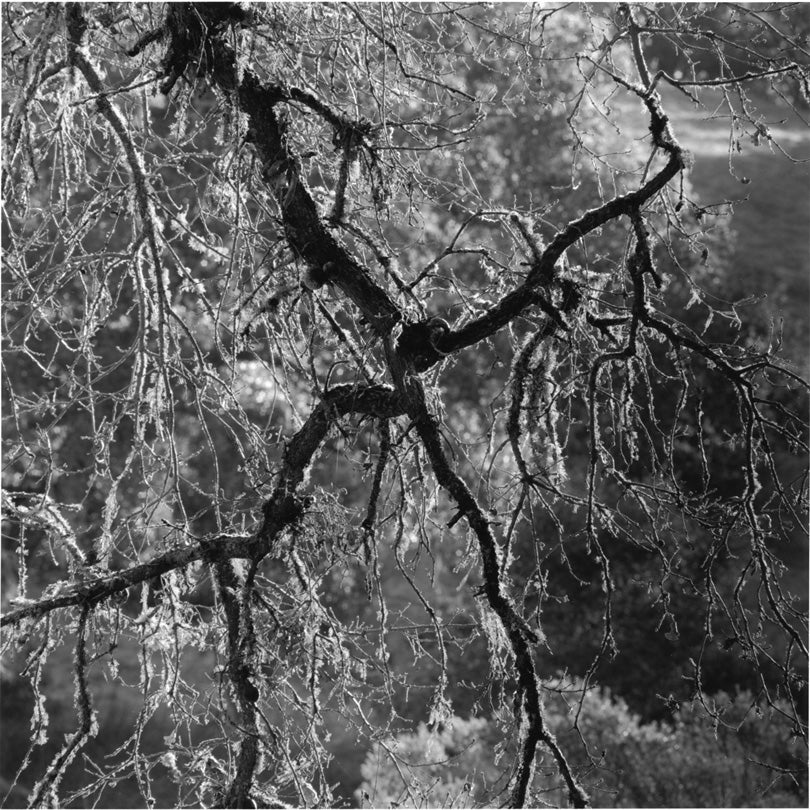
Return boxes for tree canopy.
[1,3,808,808]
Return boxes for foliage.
[1,3,808,808]
[358,683,807,808]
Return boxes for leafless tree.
[2,3,807,808]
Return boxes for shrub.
[358,683,806,808]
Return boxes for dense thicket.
[1,3,808,808]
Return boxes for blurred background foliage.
[358,682,806,808]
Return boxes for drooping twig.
[2,384,405,630]
[27,604,93,808]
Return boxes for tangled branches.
[2,3,807,807]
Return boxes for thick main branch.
[387,341,587,807]
[167,8,405,335]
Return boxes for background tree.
[1,3,807,808]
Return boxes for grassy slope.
[607,87,809,599]
[661,87,809,369]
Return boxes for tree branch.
[2,385,404,629]
[156,8,406,335]
[387,341,588,808]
